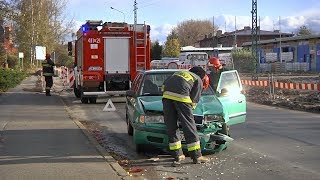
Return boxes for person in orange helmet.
[207,57,228,91]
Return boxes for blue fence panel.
[316,43,320,72]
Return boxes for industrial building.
[242,34,320,72]
[198,26,293,48]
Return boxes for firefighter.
[207,57,228,91]
[42,53,55,96]
[162,66,210,165]
[207,57,230,136]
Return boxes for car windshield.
[140,72,214,96]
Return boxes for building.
[199,26,294,48]
[181,45,241,59]
[242,34,320,72]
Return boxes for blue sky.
[66,0,320,44]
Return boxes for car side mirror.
[126,90,135,97]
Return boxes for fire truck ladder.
[134,23,147,70]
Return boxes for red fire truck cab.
[71,20,151,103]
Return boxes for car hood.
[138,95,223,115]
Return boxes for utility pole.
[251,0,259,75]
[234,16,237,47]
[134,0,137,26]
[31,0,35,66]
[279,16,282,62]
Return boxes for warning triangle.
[103,99,116,111]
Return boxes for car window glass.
[133,74,143,93]
[141,73,174,95]
[217,71,241,93]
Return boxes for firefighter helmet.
[46,53,51,59]
[202,74,209,89]
[208,57,221,68]
[189,66,206,79]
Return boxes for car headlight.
[139,115,164,123]
[204,114,223,123]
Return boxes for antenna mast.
[134,0,137,26]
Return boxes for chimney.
[244,26,251,30]
[216,30,222,36]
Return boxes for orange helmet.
[208,57,221,68]
[46,53,51,59]
[202,74,210,89]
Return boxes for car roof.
[142,69,181,74]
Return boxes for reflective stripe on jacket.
[162,71,203,104]
[42,59,55,76]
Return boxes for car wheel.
[81,97,89,104]
[217,123,230,151]
[126,114,133,136]
[89,97,97,104]
[136,144,145,153]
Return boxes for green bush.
[0,69,27,92]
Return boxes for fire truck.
[70,20,151,103]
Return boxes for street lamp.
[110,7,126,22]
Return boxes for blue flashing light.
[81,25,86,33]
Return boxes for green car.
[125,69,246,153]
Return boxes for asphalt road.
[0,76,122,180]
[61,91,320,180]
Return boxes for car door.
[126,73,143,121]
[216,70,246,125]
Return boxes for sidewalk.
[0,75,125,180]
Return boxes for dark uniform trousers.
[44,76,53,94]
[162,98,201,159]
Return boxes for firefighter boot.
[193,156,210,164]
[46,89,51,96]
[171,154,186,167]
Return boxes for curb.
[59,96,129,179]
[73,120,128,178]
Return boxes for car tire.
[222,123,230,150]
[126,114,133,136]
[136,144,145,153]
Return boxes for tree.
[232,49,255,73]
[8,0,74,68]
[163,38,180,57]
[296,25,313,36]
[151,40,162,60]
[173,19,217,47]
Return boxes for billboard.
[35,46,46,60]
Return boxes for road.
[61,91,320,180]
[0,76,123,180]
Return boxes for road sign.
[103,99,116,111]
[19,52,24,58]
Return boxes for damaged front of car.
[131,94,232,153]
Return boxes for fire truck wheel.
[89,97,97,104]
[74,85,81,98]
[81,97,89,104]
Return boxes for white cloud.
[212,13,320,35]
[150,23,176,45]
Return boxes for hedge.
[0,69,27,92]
